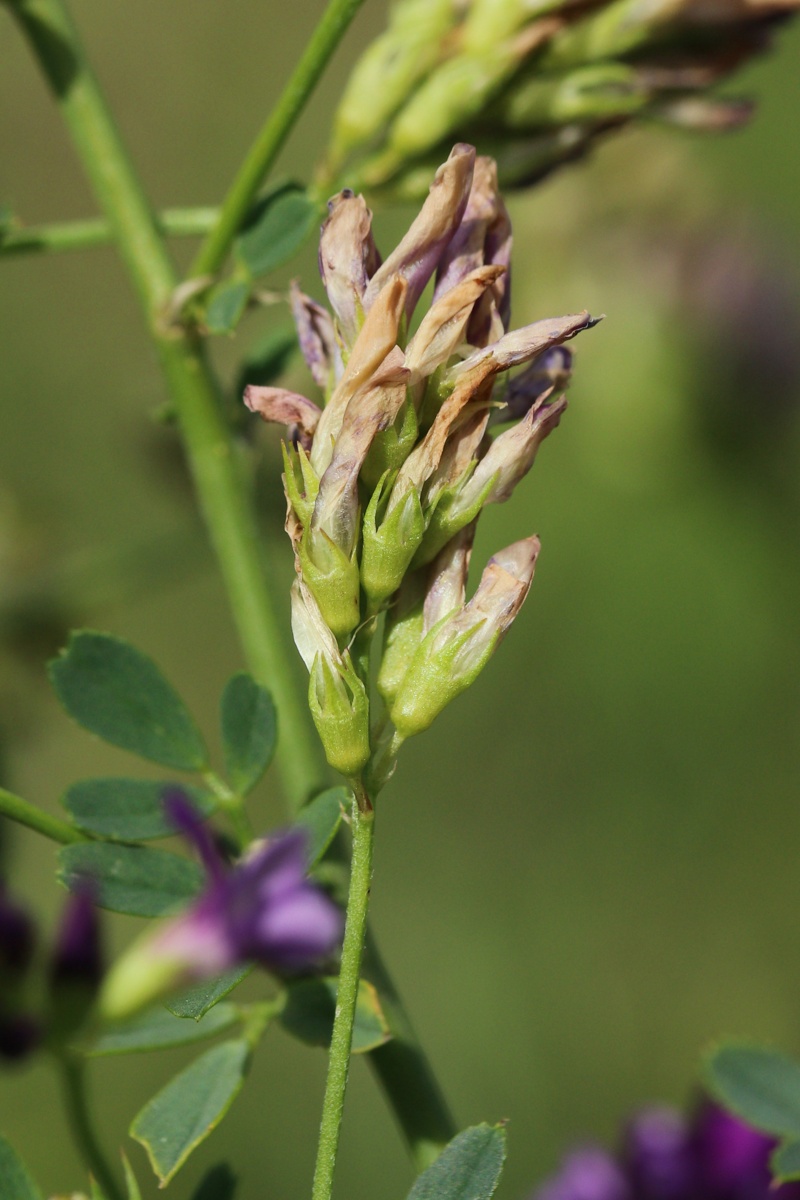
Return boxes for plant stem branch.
[189,0,366,280]
[60,1054,124,1200]
[311,798,375,1200]
[0,207,219,256]
[0,787,86,844]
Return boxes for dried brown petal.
[364,143,476,320]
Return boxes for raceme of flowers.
[244,143,597,783]
[324,0,800,197]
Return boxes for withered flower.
[245,144,596,780]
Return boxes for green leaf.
[280,977,390,1053]
[236,185,317,278]
[130,1039,250,1186]
[62,778,215,841]
[49,632,208,771]
[295,787,347,867]
[89,1182,108,1200]
[191,1164,238,1200]
[0,1135,44,1200]
[705,1044,800,1137]
[772,1139,800,1183]
[89,1003,238,1055]
[220,673,277,796]
[234,326,297,395]
[58,842,202,917]
[166,964,253,1021]
[205,279,250,335]
[122,1152,143,1200]
[405,1124,507,1200]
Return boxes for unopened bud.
[361,474,425,609]
[390,536,540,736]
[0,884,35,978]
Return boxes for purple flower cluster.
[533,1102,800,1200]
[0,879,101,1061]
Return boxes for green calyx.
[309,652,371,777]
[389,616,495,739]
[361,474,425,610]
[299,526,361,641]
[282,441,320,528]
[376,577,426,707]
[360,397,418,492]
[411,466,499,569]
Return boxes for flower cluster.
[322,0,800,197]
[100,791,343,1020]
[0,880,101,1059]
[245,144,595,782]
[532,1101,800,1200]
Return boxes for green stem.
[189,0,366,280]
[59,1054,124,1200]
[311,798,375,1200]
[0,207,219,256]
[0,787,86,844]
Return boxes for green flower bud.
[298,525,361,641]
[328,0,458,169]
[493,62,650,129]
[361,472,425,609]
[390,536,539,737]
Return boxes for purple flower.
[0,882,36,976]
[154,790,343,977]
[536,1147,632,1200]
[49,883,103,990]
[623,1107,695,1200]
[530,1101,800,1200]
[0,1013,41,1062]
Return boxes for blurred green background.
[2,3,800,1197]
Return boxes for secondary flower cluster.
[323,0,800,197]
[245,143,594,781]
[0,880,101,1060]
[101,791,343,1020]
[532,1101,800,1200]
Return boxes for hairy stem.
[189,0,366,280]
[311,798,375,1200]
[60,1054,124,1200]
[0,787,86,844]
[0,207,219,256]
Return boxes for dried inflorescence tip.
[321,0,800,197]
[245,144,596,780]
